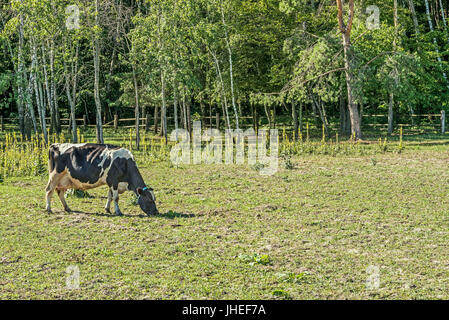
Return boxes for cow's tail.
[48,144,58,173]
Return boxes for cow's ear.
[137,188,144,195]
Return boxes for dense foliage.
[1,0,449,142]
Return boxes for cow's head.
[137,187,159,215]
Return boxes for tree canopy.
[1,0,449,141]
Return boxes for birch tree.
[220,0,239,129]
[336,0,361,139]
[93,0,104,143]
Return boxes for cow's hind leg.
[45,172,61,213]
[57,189,71,212]
[45,188,54,213]
[105,188,112,214]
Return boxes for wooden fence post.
[442,110,446,134]
[114,114,119,130]
[0,115,3,132]
[82,115,87,130]
[216,112,220,130]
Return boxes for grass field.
[1,135,449,299]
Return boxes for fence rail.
[0,111,447,134]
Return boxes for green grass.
[1,138,449,299]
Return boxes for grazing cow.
[45,143,159,216]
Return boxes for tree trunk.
[24,67,37,135]
[387,0,398,137]
[161,71,167,144]
[173,82,178,131]
[93,0,103,143]
[343,42,361,139]
[186,95,192,135]
[63,40,79,143]
[104,46,116,123]
[132,64,140,150]
[221,0,239,129]
[339,95,350,135]
[292,101,298,141]
[425,0,449,89]
[409,0,420,35]
[312,95,329,136]
[31,47,47,143]
[200,99,206,128]
[180,95,185,130]
[264,103,271,129]
[309,96,319,127]
[71,43,79,138]
[154,105,159,134]
[337,0,362,139]
[40,45,52,143]
[209,103,213,128]
[17,14,26,137]
[182,87,187,130]
[49,40,60,134]
[439,0,449,43]
[210,49,231,130]
[388,92,394,135]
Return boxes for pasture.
[1,132,449,299]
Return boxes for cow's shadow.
[156,211,195,219]
[69,210,194,219]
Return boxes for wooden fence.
[0,111,447,134]
[360,111,446,134]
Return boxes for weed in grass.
[32,154,47,176]
[378,138,388,153]
[253,254,271,265]
[279,132,396,157]
[281,153,294,170]
[250,162,265,172]
[239,253,271,266]
[65,189,93,199]
[276,272,306,284]
[272,290,292,300]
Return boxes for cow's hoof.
[64,207,72,213]
[105,208,111,214]
[115,211,123,216]
[46,209,52,214]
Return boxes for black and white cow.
[45,143,158,216]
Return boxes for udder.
[56,174,74,190]
[60,172,107,191]
[117,182,129,194]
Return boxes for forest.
[1,0,449,144]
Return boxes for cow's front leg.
[57,189,71,212]
[105,188,112,213]
[112,188,122,216]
